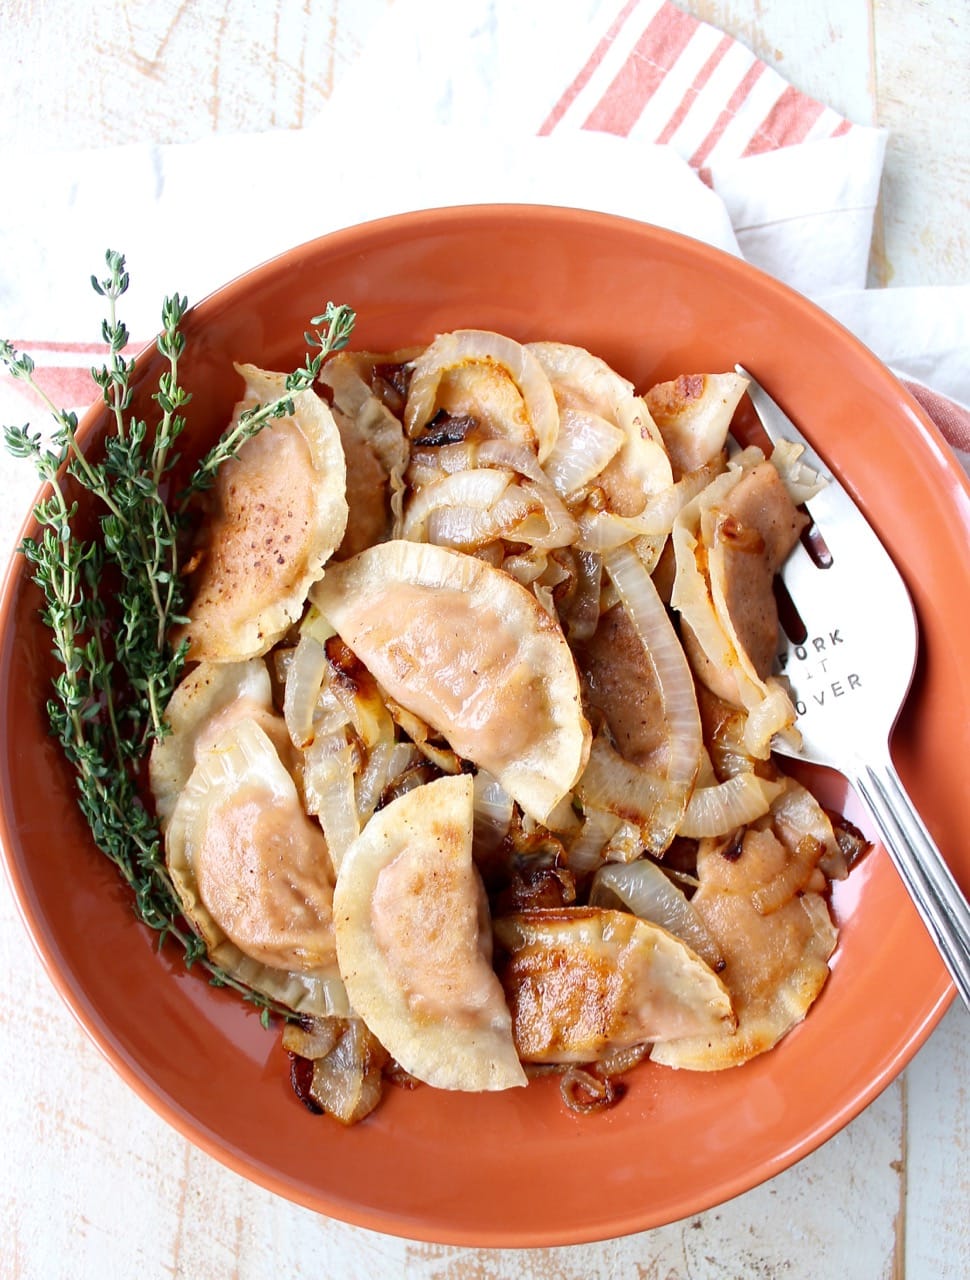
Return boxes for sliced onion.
[577,735,662,819]
[402,465,578,553]
[576,458,721,553]
[409,438,549,489]
[558,548,603,641]
[282,1015,342,1060]
[319,355,409,473]
[576,737,689,861]
[430,479,577,552]
[325,664,395,753]
[299,602,337,646]
[503,482,578,550]
[542,405,625,497]
[602,819,644,863]
[427,484,532,549]
[405,330,560,462]
[590,860,723,972]
[355,742,417,819]
[564,806,622,875]
[502,548,550,586]
[313,683,356,740]
[678,772,784,838]
[303,729,361,873]
[308,1018,389,1125]
[473,769,515,860]
[741,679,800,758]
[560,1066,621,1114]
[384,697,464,775]
[602,544,702,852]
[283,634,330,749]
[770,439,825,506]
[402,467,512,540]
[541,792,582,836]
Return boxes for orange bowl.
[1,205,968,1246]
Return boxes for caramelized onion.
[560,1065,623,1114]
[678,772,784,839]
[308,1018,389,1125]
[282,1015,342,1060]
[590,859,724,972]
[283,634,330,749]
[303,730,360,872]
[403,467,511,540]
[565,806,622,875]
[403,467,578,553]
[542,406,625,496]
[770,439,825,505]
[405,330,559,462]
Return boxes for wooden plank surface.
[1,3,967,1278]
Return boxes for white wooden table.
[1,3,968,1277]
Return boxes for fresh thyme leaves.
[2,251,356,1028]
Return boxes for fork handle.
[854,759,970,1012]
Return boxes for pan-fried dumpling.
[149,658,289,831]
[644,372,748,478]
[333,773,527,1091]
[493,907,735,1063]
[173,364,348,661]
[671,448,801,758]
[311,540,590,823]
[650,824,837,1070]
[166,716,346,1017]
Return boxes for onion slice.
[542,406,625,497]
[283,634,330,749]
[590,860,724,972]
[303,730,361,873]
[405,330,560,462]
[678,772,784,838]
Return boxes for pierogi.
[173,364,348,662]
[334,773,526,1091]
[153,330,856,1125]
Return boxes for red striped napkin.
[1,0,967,508]
[538,0,860,183]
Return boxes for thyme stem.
[3,251,355,1025]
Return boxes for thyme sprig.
[3,251,356,1026]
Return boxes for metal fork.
[736,365,970,1010]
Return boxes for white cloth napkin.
[2,0,968,566]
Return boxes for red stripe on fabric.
[654,32,733,145]
[538,0,642,135]
[741,85,826,156]
[582,2,701,137]
[687,60,765,168]
[831,117,853,138]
